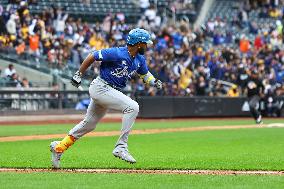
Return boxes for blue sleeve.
[137,56,149,75]
[93,48,119,62]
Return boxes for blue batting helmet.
[127,28,153,45]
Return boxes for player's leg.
[111,96,139,148]
[68,100,107,139]
[100,92,139,163]
[91,88,138,146]
[90,79,139,163]
[50,99,107,168]
[248,95,262,124]
[54,99,107,152]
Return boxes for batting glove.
[154,79,162,90]
[71,71,82,88]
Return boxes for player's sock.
[55,135,76,153]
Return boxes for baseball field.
[0,118,284,188]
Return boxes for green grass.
[0,128,283,170]
[1,119,284,188]
[0,119,282,137]
[1,172,284,189]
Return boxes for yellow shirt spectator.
[227,85,239,97]
[23,9,29,16]
[0,35,6,45]
[89,34,97,47]
[89,34,109,50]
[21,25,29,40]
[269,9,280,18]
[179,68,193,89]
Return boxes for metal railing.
[0,90,88,111]
[0,89,132,111]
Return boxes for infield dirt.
[0,168,283,175]
[0,124,265,142]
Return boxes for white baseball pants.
[69,77,139,147]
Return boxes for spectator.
[21,22,29,40]
[144,5,157,27]
[75,99,91,110]
[21,77,31,88]
[0,6,7,34]
[28,19,37,35]
[54,8,68,36]
[0,0,282,100]
[227,85,240,97]
[49,82,59,109]
[29,32,40,64]
[178,65,193,91]
[6,14,17,35]
[195,76,207,96]
[17,1,29,25]
[269,7,281,18]
[4,64,16,77]
[9,73,21,87]
[16,39,25,54]
[238,8,248,28]
[139,0,150,13]
[254,34,263,49]
[239,35,250,53]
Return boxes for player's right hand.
[71,71,82,88]
[154,79,162,90]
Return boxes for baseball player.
[50,28,162,168]
[246,70,264,124]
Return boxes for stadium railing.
[0,90,283,117]
[0,89,132,112]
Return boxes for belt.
[97,77,121,91]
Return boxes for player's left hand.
[154,79,162,90]
[71,71,82,88]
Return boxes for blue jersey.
[93,46,149,89]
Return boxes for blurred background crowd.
[0,0,283,99]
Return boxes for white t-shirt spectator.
[145,8,156,21]
[55,13,68,33]
[6,14,17,35]
[207,20,215,31]
[241,10,248,22]
[73,33,84,45]
[4,67,16,77]
[140,0,150,9]
[29,19,37,35]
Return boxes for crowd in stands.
[0,63,31,88]
[0,0,283,99]
[136,0,283,98]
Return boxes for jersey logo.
[122,60,127,66]
[110,60,138,79]
[111,66,129,78]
